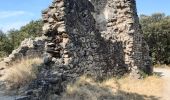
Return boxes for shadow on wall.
[64,0,127,78]
[89,0,128,75]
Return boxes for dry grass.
[61,75,163,100]
[118,76,163,100]
[1,58,42,89]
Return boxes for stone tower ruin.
[42,0,152,79]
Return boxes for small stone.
[47,43,55,47]
[55,59,63,64]
[52,57,57,62]
[88,55,93,61]
[46,77,61,84]
[3,58,11,63]
[64,54,69,58]
[25,90,33,95]
[48,17,55,23]
[62,38,69,44]
[42,14,49,22]
[43,24,50,31]
[64,58,70,65]
[62,33,69,38]
[50,8,57,14]
[57,25,66,33]
[44,55,52,64]
[64,50,68,54]
[45,37,53,41]
[56,1,64,7]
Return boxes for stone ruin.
[0,37,45,67]
[0,0,153,99]
[42,0,152,79]
[19,0,152,99]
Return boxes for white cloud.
[0,21,29,32]
[0,11,33,19]
[0,10,35,32]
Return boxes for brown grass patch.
[61,75,163,100]
[1,58,42,89]
[118,76,163,100]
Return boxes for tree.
[7,19,43,49]
[20,20,43,37]
[0,19,43,57]
[0,30,13,57]
[140,13,170,64]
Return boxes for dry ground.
[154,68,170,100]
[61,67,170,100]
[61,74,163,100]
[0,60,170,100]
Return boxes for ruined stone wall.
[0,37,45,66]
[42,0,152,78]
[16,0,152,99]
[0,37,45,81]
[90,0,152,76]
[43,0,150,76]
[42,0,129,80]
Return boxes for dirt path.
[154,68,170,100]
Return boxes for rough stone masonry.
[20,0,152,99]
[43,0,152,78]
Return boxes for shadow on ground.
[60,78,161,100]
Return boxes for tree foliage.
[0,30,13,57]
[0,20,43,57]
[140,13,170,64]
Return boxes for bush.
[140,13,170,65]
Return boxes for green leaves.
[0,30,13,57]
[140,13,170,65]
[20,20,43,37]
[0,19,43,57]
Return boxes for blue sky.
[0,0,170,32]
[136,0,170,15]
